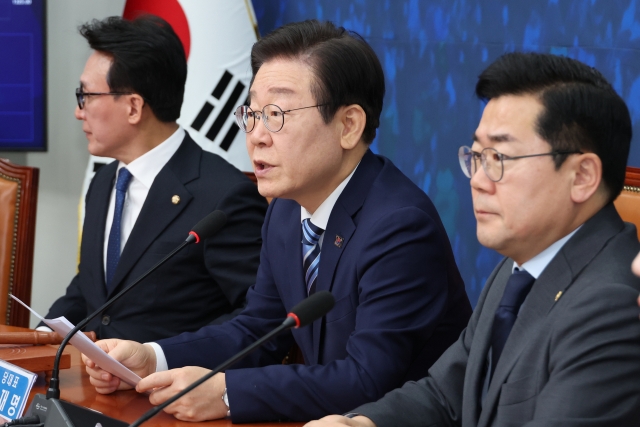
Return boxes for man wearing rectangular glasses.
[310,52,640,427]
[41,16,267,343]
[81,19,472,423]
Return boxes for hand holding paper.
[10,294,142,387]
[83,339,157,394]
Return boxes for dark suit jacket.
[43,133,268,342]
[158,150,472,422]
[356,203,640,427]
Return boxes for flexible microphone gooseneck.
[129,291,335,427]
[46,210,227,400]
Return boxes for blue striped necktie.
[106,168,133,291]
[301,219,324,295]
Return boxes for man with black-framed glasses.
[309,52,640,427]
[81,19,472,423]
[40,16,267,343]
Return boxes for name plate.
[0,359,37,421]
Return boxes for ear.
[570,152,603,204]
[338,104,366,151]
[127,94,145,125]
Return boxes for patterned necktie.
[106,168,133,290]
[490,268,535,379]
[301,219,324,295]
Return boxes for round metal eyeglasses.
[234,104,326,133]
[75,87,133,109]
[458,145,583,182]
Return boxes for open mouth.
[254,161,274,176]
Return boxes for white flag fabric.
[79,0,258,225]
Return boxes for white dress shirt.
[102,127,184,280]
[36,127,185,334]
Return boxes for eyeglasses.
[458,145,583,182]
[234,104,327,133]
[75,87,133,109]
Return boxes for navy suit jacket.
[43,133,268,342]
[159,150,472,422]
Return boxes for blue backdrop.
[251,0,640,306]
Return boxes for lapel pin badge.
[334,235,344,248]
[554,291,563,302]
[171,195,180,205]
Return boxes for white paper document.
[10,294,141,387]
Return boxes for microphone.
[24,210,227,427]
[186,210,227,244]
[129,291,335,427]
[283,289,336,328]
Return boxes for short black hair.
[79,15,186,122]
[250,19,384,144]
[476,52,631,203]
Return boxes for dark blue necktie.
[490,268,535,379]
[106,168,133,290]
[301,219,324,295]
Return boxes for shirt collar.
[117,127,185,189]
[300,163,359,229]
[513,225,581,278]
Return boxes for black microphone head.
[188,210,227,243]
[287,291,335,328]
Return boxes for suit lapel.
[285,201,307,307]
[279,200,314,361]
[477,204,625,427]
[477,261,568,427]
[107,135,201,295]
[461,258,511,427]
[86,162,118,298]
[80,161,118,299]
[311,150,382,364]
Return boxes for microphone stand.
[129,317,296,427]
[25,238,196,427]
[129,291,334,427]
[47,239,191,399]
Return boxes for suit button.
[101,315,111,325]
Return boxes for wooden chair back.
[614,166,640,241]
[0,159,39,327]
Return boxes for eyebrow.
[472,132,517,143]
[248,86,297,100]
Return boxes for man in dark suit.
[308,53,640,427]
[40,16,267,342]
[81,20,472,423]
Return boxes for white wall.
[12,0,125,327]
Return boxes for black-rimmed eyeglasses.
[234,104,327,133]
[75,87,134,109]
[458,145,583,182]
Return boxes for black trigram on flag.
[190,70,246,151]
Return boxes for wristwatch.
[222,388,230,417]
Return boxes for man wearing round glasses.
[40,16,267,343]
[81,19,471,423]
[309,53,640,427]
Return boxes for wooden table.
[24,346,304,427]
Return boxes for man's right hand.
[81,339,157,394]
[304,415,377,427]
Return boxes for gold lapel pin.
[554,291,563,302]
[171,195,180,205]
